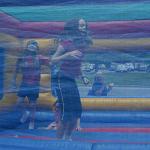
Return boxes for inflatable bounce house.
[0,0,150,149]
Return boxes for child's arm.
[11,58,21,88]
[79,69,90,86]
[51,44,82,63]
[107,83,114,92]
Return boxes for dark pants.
[56,74,82,122]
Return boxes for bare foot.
[29,122,34,130]
[38,122,57,130]
[76,126,82,131]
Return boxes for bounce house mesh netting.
[0,0,150,150]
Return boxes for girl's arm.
[81,74,90,86]
[51,44,67,63]
[51,44,82,64]
[11,58,21,87]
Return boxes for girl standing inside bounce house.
[51,18,93,140]
[12,40,50,129]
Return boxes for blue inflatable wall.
[0,47,4,100]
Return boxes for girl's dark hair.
[64,19,88,36]
[59,19,92,49]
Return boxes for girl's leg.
[16,97,29,123]
[28,101,36,129]
[64,118,77,140]
[56,120,67,139]
[76,118,82,131]
[20,111,30,123]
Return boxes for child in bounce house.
[51,18,92,140]
[88,71,114,96]
[38,65,82,131]
[12,40,50,129]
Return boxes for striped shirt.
[60,40,85,78]
[16,54,49,85]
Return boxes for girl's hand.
[82,76,90,86]
[68,50,83,59]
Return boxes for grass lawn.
[77,72,150,87]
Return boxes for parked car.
[109,63,118,71]
[82,63,95,72]
[98,64,106,70]
[116,64,128,72]
[125,63,134,71]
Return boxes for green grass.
[104,72,150,87]
[77,72,150,87]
